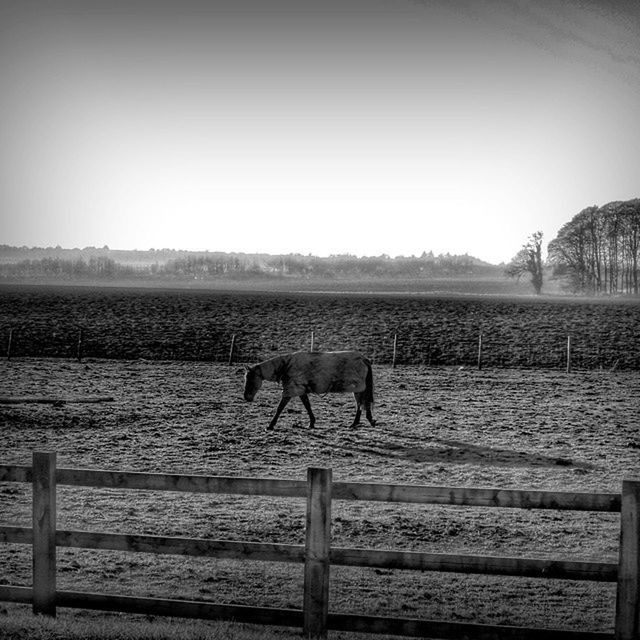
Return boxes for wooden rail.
[0,525,619,582]
[0,452,638,639]
[0,465,622,510]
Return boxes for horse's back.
[284,350,369,396]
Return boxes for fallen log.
[0,396,115,405]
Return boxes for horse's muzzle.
[244,393,254,402]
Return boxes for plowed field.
[1,284,639,368]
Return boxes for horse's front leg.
[268,396,291,430]
[299,394,316,428]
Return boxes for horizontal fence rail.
[0,525,619,583]
[332,481,622,512]
[1,452,638,639]
[0,526,305,564]
[0,464,308,496]
[0,465,622,510]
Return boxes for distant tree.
[505,231,544,294]
[548,200,640,295]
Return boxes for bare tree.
[548,200,640,295]
[505,231,544,294]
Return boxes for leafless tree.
[548,200,640,295]
[505,231,544,294]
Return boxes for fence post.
[76,328,84,363]
[32,451,57,617]
[392,333,398,368]
[310,330,315,352]
[6,327,13,360]
[477,331,483,371]
[303,467,332,639]
[615,479,640,640]
[566,335,572,373]
[228,334,236,365]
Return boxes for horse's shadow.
[335,436,595,471]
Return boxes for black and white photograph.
[1,1,639,638]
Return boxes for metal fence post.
[303,467,332,638]
[32,451,57,617]
[228,334,236,365]
[392,333,398,368]
[76,328,84,363]
[615,479,640,640]
[6,327,13,360]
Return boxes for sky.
[0,0,639,264]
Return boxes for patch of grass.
[0,606,306,640]
[0,606,409,640]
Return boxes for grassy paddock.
[2,359,638,635]
[0,604,357,640]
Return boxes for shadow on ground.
[337,436,595,470]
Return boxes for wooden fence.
[0,452,639,639]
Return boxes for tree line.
[0,256,138,279]
[506,198,639,296]
[548,199,640,295]
[5,196,638,295]
[0,250,497,281]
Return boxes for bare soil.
[1,357,639,634]
[2,284,639,368]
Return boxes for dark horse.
[243,350,376,430]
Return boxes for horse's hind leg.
[299,394,316,428]
[268,396,291,430]
[365,402,376,427]
[353,392,376,428]
[350,393,363,428]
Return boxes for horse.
[243,350,376,430]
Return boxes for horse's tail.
[364,359,374,406]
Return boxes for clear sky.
[1,0,639,264]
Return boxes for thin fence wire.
[1,321,636,370]
[2,289,638,369]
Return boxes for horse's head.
[243,365,263,402]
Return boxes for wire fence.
[2,321,636,370]
[2,288,638,370]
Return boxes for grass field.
[2,283,639,636]
[0,606,332,640]
[2,350,639,636]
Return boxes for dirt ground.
[1,358,639,633]
[3,284,640,370]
